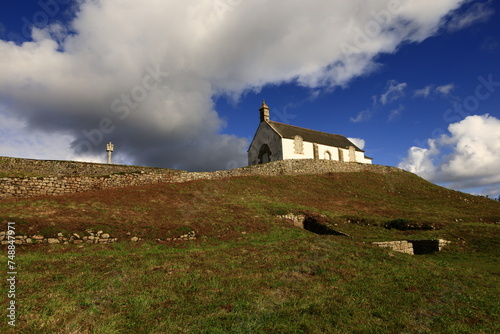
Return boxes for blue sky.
[0,0,499,196]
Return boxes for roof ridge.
[268,120,345,138]
[267,120,364,152]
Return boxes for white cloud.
[350,110,372,123]
[436,84,455,95]
[399,139,440,181]
[413,83,455,99]
[414,85,433,98]
[347,137,366,150]
[388,105,404,122]
[446,1,495,32]
[399,114,500,196]
[379,80,407,105]
[481,36,500,52]
[0,0,472,170]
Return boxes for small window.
[324,151,332,160]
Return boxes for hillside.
[0,160,499,333]
[1,163,498,242]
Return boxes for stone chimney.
[259,100,270,122]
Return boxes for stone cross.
[106,142,114,164]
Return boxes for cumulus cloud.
[347,137,366,150]
[0,0,472,170]
[399,114,500,196]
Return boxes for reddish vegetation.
[1,172,499,242]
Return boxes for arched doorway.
[258,144,272,164]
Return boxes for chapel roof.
[267,121,364,152]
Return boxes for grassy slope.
[1,170,499,333]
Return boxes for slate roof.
[267,121,364,152]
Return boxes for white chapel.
[248,101,373,166]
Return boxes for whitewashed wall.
[317,144,340,161]
[355,151,372,164]
[282,139,372,163]
[249,124,372,165]
[282,138,314,160]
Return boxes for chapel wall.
[248,123,283,166]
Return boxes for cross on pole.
[106,142,114,164]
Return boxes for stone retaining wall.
[0,158,406,198]
[372,239,451,255]
[171,159,403,182]
[0,172,177,198]
[277,213,306,228]
[0,156,169,177]
[372,241,415,254]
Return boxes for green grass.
[1,169,499,332]
[1,227,498,333]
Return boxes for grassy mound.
[1,170,499,333]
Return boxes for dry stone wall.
[170,159,403,182]
[0,230,118,245]
[0,229,197,246]
[0,156,169,177]
[1,157,407,198]
[372,241,415,254]
[0,172,177,198]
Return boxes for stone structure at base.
[0,157,406,198]
[372,239,451,255]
